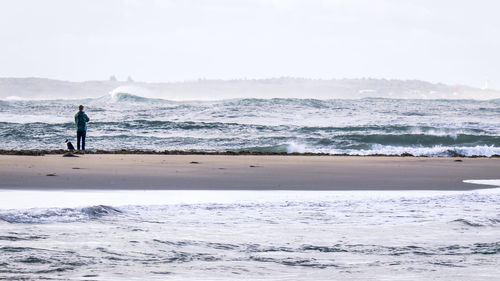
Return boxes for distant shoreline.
[2,77,499,100]
[1,149,499,158]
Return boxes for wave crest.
[285,143,500,157]
[110,92,149,103]
[0,205,122,224]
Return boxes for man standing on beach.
[75,105,90,151]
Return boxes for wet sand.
[0,155,498,190]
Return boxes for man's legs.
[77,131,82,150]
[81,131,86,151]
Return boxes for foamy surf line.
[463,179,500,187]
[2,96,499,156]
[1,188,499,210]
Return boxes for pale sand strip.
[0,155,498,190]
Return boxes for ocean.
[0,187,499,280]
[0,93,499,156]
[1,93,499,280]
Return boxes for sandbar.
[0,155,498,190]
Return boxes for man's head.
[78,105,84,111]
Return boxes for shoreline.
[0,149,498,158]
[0,155,499,191]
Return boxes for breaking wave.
[0,97,498,156]
[110,92,150,102]
[0,205,122,224]
[285,143,500,157]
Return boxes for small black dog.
[65,139,75,151]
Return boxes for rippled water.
[0,94,499,156]
[0,189,499,280]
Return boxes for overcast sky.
[0,0,498,88]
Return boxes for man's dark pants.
[77,130,86,150]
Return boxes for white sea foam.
[286,143,500,157]
[108,86,160,102]
[463,179,500,187]
[0,98,498,155]
[4,96,27,101]
[1,189,499,280]
[0,113,71,124]
[1,189,499,210]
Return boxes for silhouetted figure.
[75,105,90,151]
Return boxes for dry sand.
[0,155,498,190]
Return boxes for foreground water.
[0,188,499,280]
[1,94,499,156]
